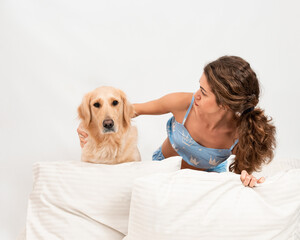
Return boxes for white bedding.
[24,157,181,240]
[125,168,300,240]
[22,157,300,240]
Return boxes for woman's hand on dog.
[240,170,265,188]
[77,123,88,148]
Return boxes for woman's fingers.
[257,177,265,184]
[240,170,263,188]
[79,138,87,148]
[240,170,250,186]
[77,127,88,138]
[243,174,252,187]
[249,177,257,188]
[79,137,87,144]
[77,125,88,148]
[240,170,247,182]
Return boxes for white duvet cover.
[24,157,181,240]
[125,168,300,240]
[23,157,300,240]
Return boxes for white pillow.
[25,157,181,240]
[254,157,300,178]
[125,169,300,240]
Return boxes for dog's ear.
[120,90,133,129]
[78,92,92,128]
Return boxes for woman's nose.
[195,90,201,100]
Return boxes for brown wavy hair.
[204,56,276,174]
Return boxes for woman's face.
[194,73,222,114]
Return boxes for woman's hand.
[77,124,88,148]
[240,170,265,188]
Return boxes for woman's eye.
[93,102,100,108]
[112,100,119,106]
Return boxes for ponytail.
[229,108,276,174]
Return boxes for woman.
[78,56,276,187]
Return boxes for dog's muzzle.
[103,119,115,133]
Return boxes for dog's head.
[78,86,134,134]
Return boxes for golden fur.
[78,86,141,164]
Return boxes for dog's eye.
[112,100,119,106]
[93,102,101,108]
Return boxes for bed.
[20,156,300,240]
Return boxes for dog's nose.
[103,119,114,129]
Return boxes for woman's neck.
[194,107,236,132]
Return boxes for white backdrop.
[1,0,300,239]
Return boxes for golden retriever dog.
[78,86,141,164]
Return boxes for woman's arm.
[78,92,192,147]
[133,92,193,117]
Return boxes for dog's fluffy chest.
[82,137,122,164]
[81,127,138,164]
